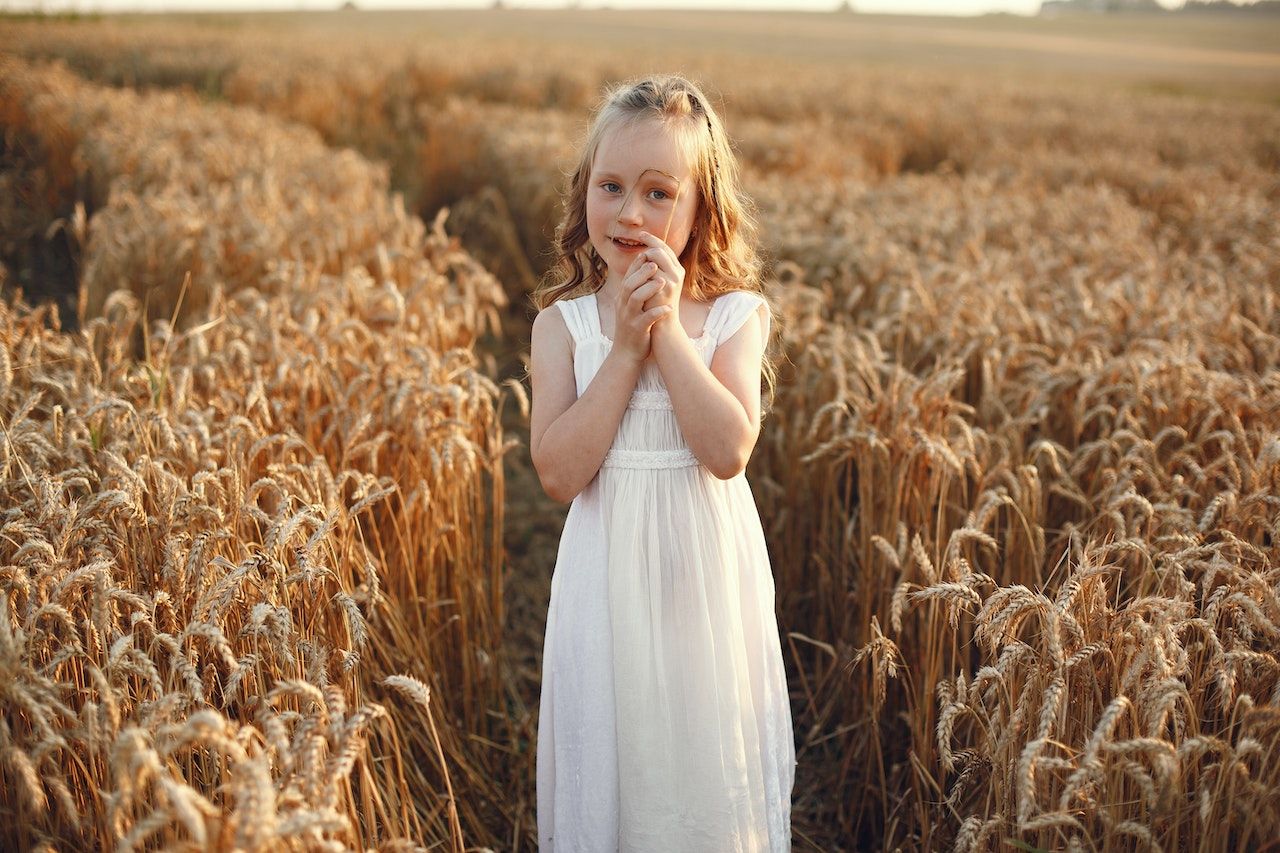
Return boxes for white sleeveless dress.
[536,290,796,852]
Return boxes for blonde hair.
[533,74,778,411]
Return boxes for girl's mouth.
[612,237,645,251]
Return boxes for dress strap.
[705,291,770,347]
[588,291,606,339]
[555,295,596,344]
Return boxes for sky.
[2,0,1201,15]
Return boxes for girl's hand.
[610,257,673,364]
[629,230,685,318]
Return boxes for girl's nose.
[615,186,643,225]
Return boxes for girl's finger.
[644,305,673,324]
[629,304,672,335]
[625,252,649,280]
[622,272,660,306]
[626,261,658,285]
[634,232,679,274]
[627,276,666,310]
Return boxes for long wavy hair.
[533,74,777,410]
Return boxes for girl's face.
[586,117,700,286]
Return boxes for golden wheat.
[2,12,1278,851]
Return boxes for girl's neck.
[597,273,626,306]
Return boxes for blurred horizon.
[2,0,1259,18]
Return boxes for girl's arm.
[650,303,769,479]
[529,307,642,503]
[530,275,670,503]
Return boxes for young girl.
[529,75,796,852]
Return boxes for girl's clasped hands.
[608,230,686,365]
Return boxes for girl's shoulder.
[706,288,771,319]
[536,292,592,321]
[704,289,771,346]
[546,291,596,315]
[534,292,596,352]
[707,288,769,306]
[531,298,572,347]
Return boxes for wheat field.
[1,8,1278,852]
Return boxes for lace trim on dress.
[601,447,700,470]
[628,389,674,411]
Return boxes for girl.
[529,75,796,852]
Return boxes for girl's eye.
[649,189,670,201]
[602,182,620,193]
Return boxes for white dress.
[536,289,797,852]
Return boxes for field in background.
[1,8,1278,852]
[98,8,1280,102]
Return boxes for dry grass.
[1,54,513,850]
[2,11,1279,851]
[765,178,1280,846]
